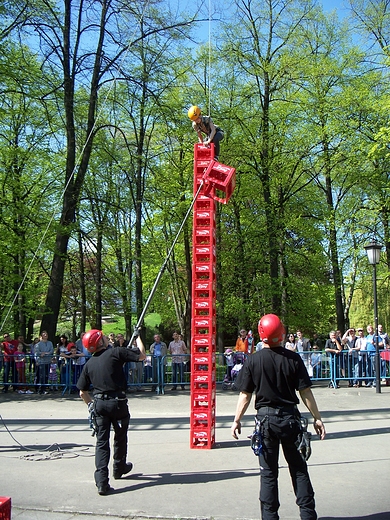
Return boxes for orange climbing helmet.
[258,314,285,346]
[188,105,202,121]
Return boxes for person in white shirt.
[168,332,187,391]
[355,328,367,387]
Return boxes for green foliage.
[1,0,390,343]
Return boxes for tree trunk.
[261,71,281,314]
[78,227,87,334]
[324,142,345,332]
[40,0,107,339]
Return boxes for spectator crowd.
[230,326,390,388]
[1,325,390,394]
[0,330,189,394]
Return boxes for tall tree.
[0,42,59,336]
[22,0,196,339]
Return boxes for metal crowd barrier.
[296,349,390,388]
[2,349,389,395]
[125,353,191,395]
[0,353,87,395]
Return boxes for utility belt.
[252,406,311,461]
[256,405,299,417]
[94,392,127,401]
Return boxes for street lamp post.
[364,240,382,394]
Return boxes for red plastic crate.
[194,142,214,161]
[194,245,215,263]
[193,353,215,365]
[193,317,216,328]
[193,280,216,299]
[193,227,216,246]
[191,339,215,353]
[191,354,215,371]
[190,425,215,449]
[203,161,236,204]
[192,317,216,335]
[193,370,215,383]
[192,389,216,408]
[193,300,216,317]
[191,407,216,428]
[194,210,215,227]
[192,371,216,393]
[192,336,210,351]
[194,166,211,186]
[194,197,213,210]
[0,497,11,520]
[194,263,215,276]
[193,298,215,308]
[191,364,216,377]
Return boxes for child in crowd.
[224,348,235,381]
[49,356,59,391]
[15,343,27,393]
[144,354,152,383]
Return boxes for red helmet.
[258,314,285,346]
[82,329,103,353]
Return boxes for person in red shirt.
[2,333,16,393]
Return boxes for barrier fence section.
[293,349,390,388]
[0,353,88,395]
[1,350,390,394]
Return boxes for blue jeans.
[3,361,15,391]
[152,356,164,391]
[38,363,49,392]
[211,130,224,158]
[172,362,185,388]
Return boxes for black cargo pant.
[94,395,130,487]
[256,406,316,520]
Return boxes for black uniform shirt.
[236,347,312,409]
[77,346,141,394]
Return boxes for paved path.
[0,382,389,520]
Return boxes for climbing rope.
[208,0,212,116]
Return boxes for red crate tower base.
[0,497,11,520]
[190,143,217,449]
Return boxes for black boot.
[97,483,113,495]
[113,460,133,479]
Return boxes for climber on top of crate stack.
[188,105,224,161]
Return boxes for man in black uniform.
[77,329,146,495]
[231,314,326,520]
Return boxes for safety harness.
[250,415,312,462]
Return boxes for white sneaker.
[25,390,34,394]
[18,390,25,394]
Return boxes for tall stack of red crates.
[190,143,217,449]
